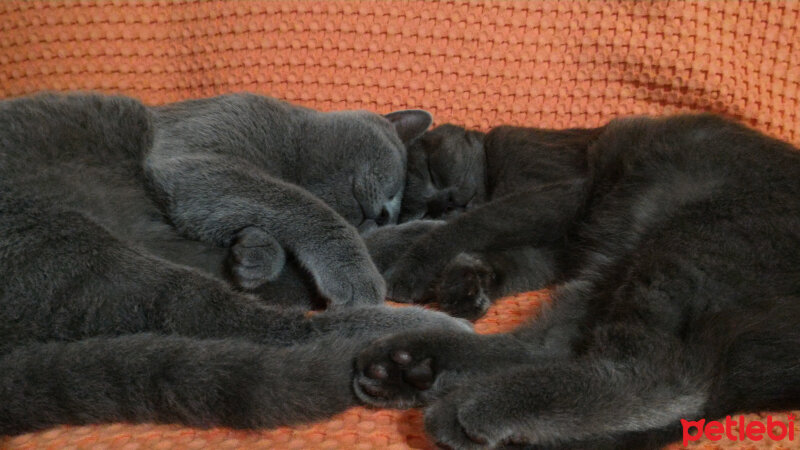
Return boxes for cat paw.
[354,330,473,408]
[384,257,439,302]
[354,342,438,408]
[425,393,510,450]
[229,227,285,289]
[434,253,495,320]
[319,264,386,307]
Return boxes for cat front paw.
[354,330,473,408]
[228,226,285,289]
[384,257,439,302]
[434,253,495,320]
[355,345,436,409]
[425,392,511,450]
[318,261,386,307]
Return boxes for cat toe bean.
[402,357,434,390]
[354,335,445,408]
[391,349,412,364]
[366,362,388,380]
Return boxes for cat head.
[400,124,488,222]
[298,109,432,232]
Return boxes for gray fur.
[0,92,459,435]
[145,93,432,305]
[355,115,800,449]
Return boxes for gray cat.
[372,124,568,319]
[355,116,800,449]
[0,92,473,435]
[148,93,434,305]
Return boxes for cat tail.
[0,333,360,436]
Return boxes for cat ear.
[384,110,433,144]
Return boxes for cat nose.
[375,206,391,226]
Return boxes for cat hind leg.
[0,334,363,435]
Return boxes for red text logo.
[681,414,795,446]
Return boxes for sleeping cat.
[354,115,800,448]
[0,92,474,435]
[148,93,434,304]
[377,123,592,319]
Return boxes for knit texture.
[1,1,798,448]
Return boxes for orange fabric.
[1,1,798,449]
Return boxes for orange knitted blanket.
[1,1,798,449]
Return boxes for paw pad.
[391,350,412,364]
[355,344,440,408]
[402,357,433,390]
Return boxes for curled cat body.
[356,115,800,448]
[0,92,476,435]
